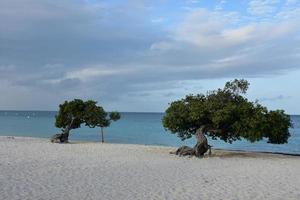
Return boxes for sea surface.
[0,111,299,154]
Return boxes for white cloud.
[171,9,227,47]
[65,67,130,81]
[149,8,300,79]
[275,6,300,20]
[221,25,256,45]
[215,0,227,11]
[44,66,134,84]
[186,0,199,4]
[151,17,165,23]
[248,0,279,15]
[150,41,177,51]
[285,0,298,5]
[154,9,298,49]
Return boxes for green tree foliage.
[53,99,120,143]
[86,108,121,143]
[102,112,121,142]
[163,79,292,144]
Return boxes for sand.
[1,136,300,200]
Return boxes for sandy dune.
[1,136,300,200]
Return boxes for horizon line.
[0,109,299,116]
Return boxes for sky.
[0,0,300,113]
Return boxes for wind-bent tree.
[51,99,120,143]
[51,99,87,143]
[163,79,292,157]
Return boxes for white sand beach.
[1,136,300,200]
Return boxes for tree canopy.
[163,79,292,144]
[52,99,120,143]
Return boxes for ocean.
[0,111,299,154]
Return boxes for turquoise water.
[0,111,299,154]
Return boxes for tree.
[100,112,120,143]
[51,99,120,143]
[163,79,292,157]
[52,99,87,143]
[85,105,121,143]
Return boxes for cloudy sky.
[0,0,300,113]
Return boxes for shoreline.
[1,135,299,158]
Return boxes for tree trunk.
[174,146,195,156]
[193,126,209,157]
[60,126,71,143]
[51,119,74,143]
[173,126,209,157]
[101,127,104,143]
